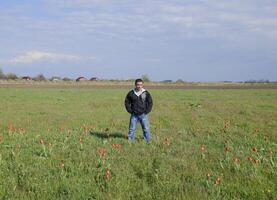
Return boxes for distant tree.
[175,79,185,84]
[62,77,72,81]
[161,80,173,83]
[141,74,150,82]
[0,68,6,79]
[126,78,135,82]
[34,74,47,81]
[6,73,18,80]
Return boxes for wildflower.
[111,143,122,148]
[200,144,205,152]
[60,160,65,168]
[214,177,221,185]
[224,120,230,129]
[247,156,253,162]
[79,137,83,143]
[98,148,107,157]
[254,159,260,164]
[233,157,240,162]
[40,139,45,145]
[98,148,104,153]
[224,146,231,151]
[252,146,257,153]
[105,170,111,180]
[162,138,170,146]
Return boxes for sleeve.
[145,92,153,114]
[124,92,133,114]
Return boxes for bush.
[0,68,6,80]
[141,74,150,82]
[34,74,47,81]
[175,79,186,84]
[62,77,72,81]
[6,73,18,80]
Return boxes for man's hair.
[135,78,143,84]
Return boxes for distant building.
[22,76,32,81]
[76,77,88,82]
[90,77,98,81]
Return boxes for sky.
[0,0,277,82]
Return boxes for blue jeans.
[128,113,151,142]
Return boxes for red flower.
[98,148,104,153]
[247,156,253,162]
[233,157,239,162]
[105,170,111,180]
[98,148,107,157]
[252,146,257,153]
[111,143,122,148]
[224,146,231,151]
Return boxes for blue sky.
[0,0,276,81]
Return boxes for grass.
[0,88,276,199]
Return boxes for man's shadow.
[89,130,127,139]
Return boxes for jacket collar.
[133,88,146,97]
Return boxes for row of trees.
[0,69,18,80]
[0,69,72,81]
[0,68,155,82]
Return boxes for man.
[125,79,153,142]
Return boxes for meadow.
[0,87,276,199]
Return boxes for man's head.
[135,79,143,91]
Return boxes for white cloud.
[10,51,82,64]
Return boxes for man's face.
[135,81,143,91]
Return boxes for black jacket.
[125,89,153,115]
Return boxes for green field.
[0,87,276,199]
